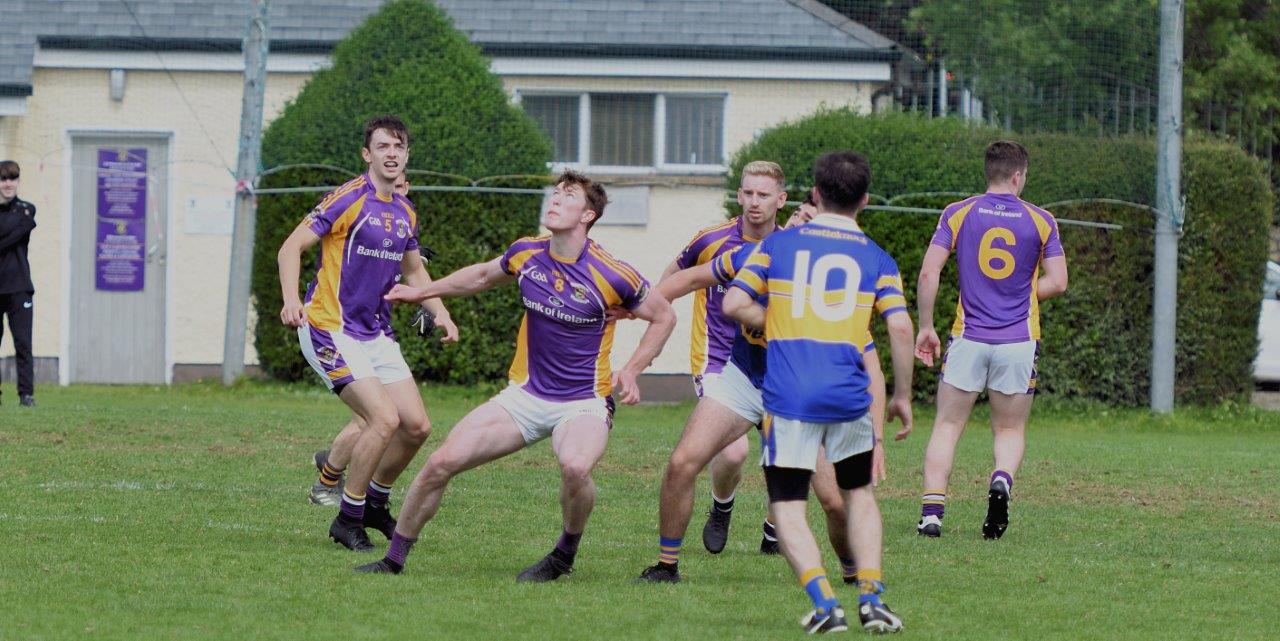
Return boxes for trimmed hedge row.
[728,111,1273,405]
[252,0,551,385]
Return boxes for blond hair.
[742,160,785,187]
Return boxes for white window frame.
[515,89,728,175]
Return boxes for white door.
[69,135,167,383]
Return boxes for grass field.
[3,382,1279,640]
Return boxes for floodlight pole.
[1151,0,1183,413]
[222,0,270,386]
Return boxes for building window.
[591,93,655,167]
[522,94,580,163]
[664,95,724,166]
[518,91,726,172]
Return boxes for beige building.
[0,0,902,389]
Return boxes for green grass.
[2,383,1278,640]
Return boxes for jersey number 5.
[979,227,1016,280]
[791,251,862,321]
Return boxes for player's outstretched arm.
[914,244,949,366]
[1036,255,1069,301]
[655,261,719,302]
[385,257,512,305]
[884,310,915,438]
[611,294,677,405]
[399,250,458,343]
[277,223,322,327]
[722,287,765,331]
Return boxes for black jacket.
[0,196,36,295]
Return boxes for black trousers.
[0,292,33,396]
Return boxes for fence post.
[1151,0,1184,413]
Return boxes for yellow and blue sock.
[857,568,885,606]
[658,536,682,566]
[799,567,840,614]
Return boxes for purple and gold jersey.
[501,236,649,402]
[731,215,906,422]
[675,217,765,377]
[929,193,1064,344]
[304,175,419,340]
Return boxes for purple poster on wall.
[97,148,148,220]
[96,148,147,291]
[95,219,146,291]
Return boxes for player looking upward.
[359,170,676,581]
[913,140,1069,540]
[724,151,914,633]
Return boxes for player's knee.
[719,437,749,468]
[834,451,873,491]
[365,406,399,436]
[816,487,846,517]
[560,458,595,487]
[668,443,713,480]
[763,466,812,503]
[424,449,464,482]
[399,414,432,444]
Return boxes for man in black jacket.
[0,160,36,407]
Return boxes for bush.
[729,110,1273,405]
[252,0,551,384]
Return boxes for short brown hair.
[814,151,871,214]
[984,140,1028,183]
[742,160,785,188]
[556,170,608,229]
[0,160,18,180]
[363,114,410,149]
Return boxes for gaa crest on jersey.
[570,283,590,304]
[303,206,322,227]
[395,218,410,239]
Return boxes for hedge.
[252,0,551,385]
[728,111,1273,405]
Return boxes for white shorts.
[492,384,615,445]
[760,413,874,471]
[700,362,765,425]
[942,337,1039,396]
[298,325,412,393]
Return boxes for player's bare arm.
[385,256,513,304]
[656,261,719,302]
[913,244,950,366]
[399,249,458,343]
[277,222,322,327]
[721,286,765,331]
[611,293,677,405]
[1036,255,1069,301]
[885,310,915,439]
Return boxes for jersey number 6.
[978,227,1016,280]
[791,250,862,321]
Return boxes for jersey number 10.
[791,251,862,321]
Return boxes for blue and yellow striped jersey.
[730,214,906,422]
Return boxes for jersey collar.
[811,213,862,233]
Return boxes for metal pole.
[937,58,947,117]
[222,0,270,385]
[1151,0,1183,413]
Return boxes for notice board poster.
[95,148,147,291]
